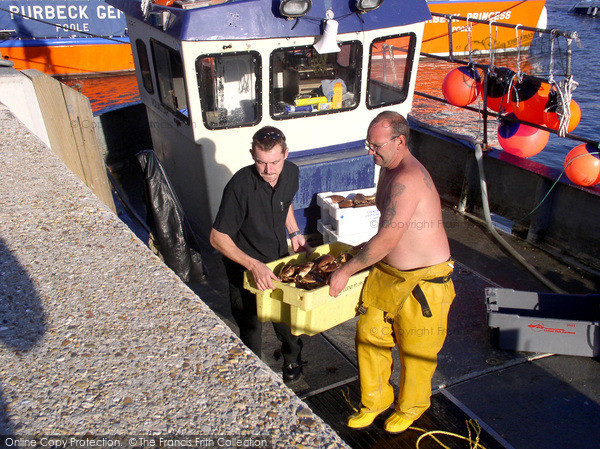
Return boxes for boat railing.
[425,12,578,62]
[423,12,578,79]
[416,13,596,151]
[413,14,600,284]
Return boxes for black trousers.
[224,260,303,365]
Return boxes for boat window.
[270,42,362,119]
[136,39,154,94]
[367,33,416,109]
[150,39,189,124]
[196,52,262,129]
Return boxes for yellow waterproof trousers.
[356,259,455,421]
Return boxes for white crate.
[316,187,380,235]
[317,219,376,246]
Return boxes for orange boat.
[0,0,545,76]
[0,0,134,77]
[423,0,548,56]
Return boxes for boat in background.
[0,0,134,77]
[570,0,600,16]
[423,0,548,55]
[0,0,548,77]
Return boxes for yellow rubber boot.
[392,277,455,421]
[384,412,414,433]
[347,410,384,429]
[348,307,395,428]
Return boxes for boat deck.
[113,163,600,448]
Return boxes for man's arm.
[285,205,311,253]
[328,175,419,297]
[209,228,279,291]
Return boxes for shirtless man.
[329,111,455,433]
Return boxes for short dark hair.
[251,126,287,153]
[369,111,410,146]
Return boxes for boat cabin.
[107,0,431,234]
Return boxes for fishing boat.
[423,0,548,55]
[570,0,600,16]
[102,0,597,255]
[0,0,133,76]
[4,0,596,445]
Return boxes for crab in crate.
[277,251,355,290]
[328,193,376,208]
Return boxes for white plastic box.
[486,288,600,357]
[317,219,375,246]
[316,187,380,236]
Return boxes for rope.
[467,18,474,66]
[548,31,557,85]
[515,24,523,79]
[556,75,577,137]
[547,32,579,137]
[506,71,521,111]
[488,20,497,71]
[488,26,522,119]
[141,0,152,20]
[516,150,600,224]
[342,387,359,413]
[411,419,489,449]
[342,397,490,448]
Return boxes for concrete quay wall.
[0,103,348,447]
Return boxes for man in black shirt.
[210,126,310,382]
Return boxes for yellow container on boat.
[332,82,343,109]
[243,242,368,336]
[294,96,328,107]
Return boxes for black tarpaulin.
[137,150,207,283]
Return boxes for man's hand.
[251,261,279,291]
[291,234,312,254]
[328,267,351,297]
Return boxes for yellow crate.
[243,242,369,336]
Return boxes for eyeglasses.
[254,130,283,142]
[365,136,398,153]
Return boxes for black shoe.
[282,362,303,382]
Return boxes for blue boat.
[0,0,133,75]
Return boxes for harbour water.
[62,73,140,114]
[69,0,598,171]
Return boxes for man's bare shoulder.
[387,155,432,191]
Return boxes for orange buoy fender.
[497,113,549,158]
[480,67,515,113]
[564,144,600,186]
[543,96,581,133]
[510,75,551,124]
[442,67,480,107]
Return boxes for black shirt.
[213,160,299,263]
